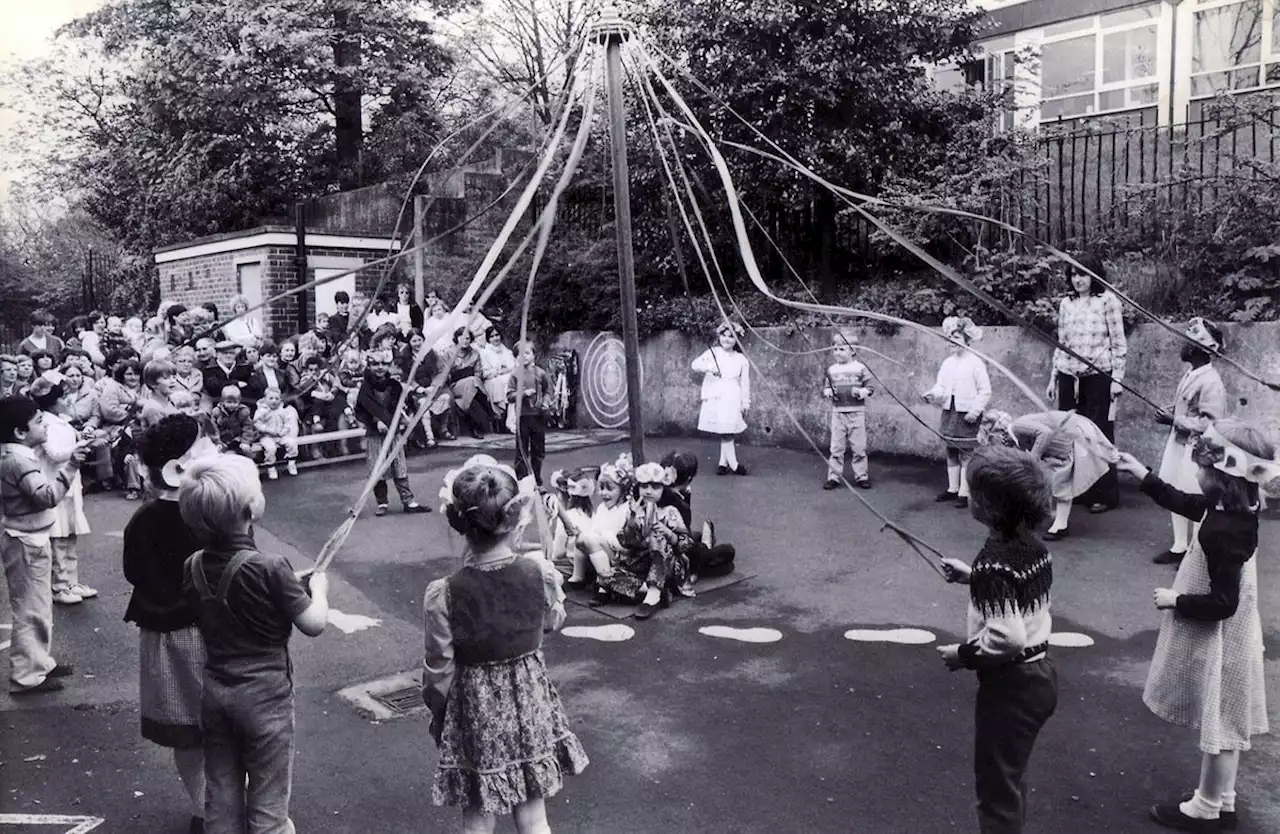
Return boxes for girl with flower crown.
[692,320,751,475]
[595,460,692,620]
[1116,421,1276,831]
[425,455,588,833]
[922,316,991,510]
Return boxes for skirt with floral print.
[433,650,588,814]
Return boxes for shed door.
[314,268,357,317]
[236,262,265,330]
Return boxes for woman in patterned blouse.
[1045,253,1127,515]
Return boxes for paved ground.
[1,435,1277,834]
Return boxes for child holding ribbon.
[923,316,991,509]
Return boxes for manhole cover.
[373,685,426,715]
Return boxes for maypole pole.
[595,5,646,464]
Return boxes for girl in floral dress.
[1116,420,1275,831]
[424,455,588,833]
[692,321,751,475]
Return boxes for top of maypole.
[591,4,634,45]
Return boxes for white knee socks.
[723,440,739,470]
[946,463,961,493]
[1170,514,1192,554]
[958,463,971,499]
[1050,501,1072,532]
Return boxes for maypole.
[595,5,646,464]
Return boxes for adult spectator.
[366,295,398,333]
[1,355,21,398]
[18,310,65,365]
[193,338,217,370]
[81,312,107,367]
[248,342,294,405]
[443,327,492,439]
[394,281,424,336]
[101,317,131,358]
[170,347,207,409]
[221,294,264,347]
[1045,253,1126,514]
[328,291,351,341]
[298,313,333,360]
[201,341,251,402]
[60,363,98,424]
[199,301,226,342]
[479,327,516,429]
[162,303,190,347]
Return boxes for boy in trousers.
[822,331,874,489]
[508,340,552,487]
[353,350,429,517]
[938,445,1058,834]
[179,453,330,833]
[0,396,88,694]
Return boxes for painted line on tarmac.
[562,624,635,642]
[1049,632,1095,648]
[844,628,937,645]
[698,626,783,643]
[326,610,382,634]
[0,623,9,652]
[0,813,105,833]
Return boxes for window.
[987,49,1019,130]
[1189,0,1280,97]
[1036,5,1161,121]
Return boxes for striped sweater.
[1,442,77,533]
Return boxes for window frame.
[1187,0,1278,100]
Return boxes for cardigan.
[926,352,992,414]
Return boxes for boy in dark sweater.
[180,453,329,832]
[657,449,736,583]
[507,340,552,487]
[354,349,429,517]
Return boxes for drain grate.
[373,685,427,715]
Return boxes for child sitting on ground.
[424,456,587,832]
[180,453,329,832]
[822,331,874,489]
[558,464,631,593]
[937,444,1057,834]
[253,387,300,480]
[211,384,260,460]
[598,460,692,620]
[658,450,736,583]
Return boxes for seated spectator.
[29,350,56,376]
[253,387,300,479]
[140,359,180,429]
[211,384,260,459]
[278,340,302,390]
[0,355,18,398]
[124,317,146,351]
[249,342,293,408]
[299,312,333,360]
[201,341,252,404]
[394,281,424,336]
[80,312,107,367]
[15,355,36,394]
[59,363,98,425]
[398,328,450,448]
[327,291,351,342]
[366,295,398,333]
[163,304,191,347]
[221,294,264,347]
[18,309,66,364]
[444,327,491,439]
[95,358,145,499]
[101,317,131,358]
[170,346,206,406]
[297,354,350,457]
[194,338,217,370]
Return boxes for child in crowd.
[30,350,56,375]
[140,358,180,430]
[277,340,302,391]
[253,387,300,480]
[169,390,199,415]
[299,313,333,361]
[1116,421,1274,831]
[124,316,146,351]
[507,340,551,487]
[822,331,874,490]
[923,316,991,509]
[938,444,1058,834]
[354,349,428,517]
[557,465,623,591]
[692,320,751,476]
[127,415,217,834]
[29,378,97,606]
[15,355,36,392]
[1,396,87,694]
[179,453,329,832]
[657,449,736,582]
[425,456,587,832]
[1153,317,1229,566]
[212,384,260,460]
[102,316,131,358]
[598,460,692,619]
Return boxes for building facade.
[950,0,1280,128]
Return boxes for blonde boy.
[180,454,329,832]
[253,387,300,480]
[822,331,874,489]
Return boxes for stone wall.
[549,323,1280,464]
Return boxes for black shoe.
[189,817,206,834]
[1154,549,1186,565]
[935,490,959,502]
[565,578,592,591]
[634,601,659,620]
[11,677,65,695]
[733,464,748,476]
[1043,528,1070,541]
[587,589,613,608]
[823,480,839,491]
[1150,802,1223,831]
[953,497,969,509]
[1180,794,1237,831]
[855,478,872,489]
[717,465,730,476]
[47,664,75,678]
[1088,503,1114,515]
[404,503,431,514]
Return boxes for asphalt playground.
[1,434,1277,834]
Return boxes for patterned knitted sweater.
[958,531,1053,668]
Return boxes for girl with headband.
[426,455,588,832]
[922,316,991,509]
[1151,317,1229,566]
[691,320,751,476]
[1116,420,1276,831]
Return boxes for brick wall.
[157,249,256,316]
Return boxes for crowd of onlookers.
[0,281,525,493]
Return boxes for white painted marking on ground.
[1049,632,1095,648]
[698,626,783,644]
[326,610,382,634]
[843,628,937,645]
[0,814,105,833]
[562,624,635,642]
[101,531,124,538]
[0,623,9,651]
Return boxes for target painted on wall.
[580,333,644,429]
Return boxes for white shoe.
[53,590,84,605]
[267,466,279,480]
[71,584,98,599]
[286,460,298,476]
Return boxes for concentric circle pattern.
[580,333,643,428]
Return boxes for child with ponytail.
[425,455,588,833]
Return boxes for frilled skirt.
[1143,543,1268,753]
[433,650,588,815]
[697,377,746,435]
